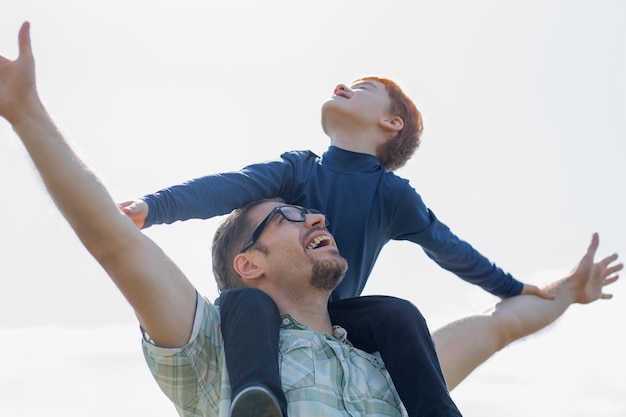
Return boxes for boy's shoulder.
[280,149,320,158]
[277,149,322,165]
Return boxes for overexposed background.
[0,1,624,416]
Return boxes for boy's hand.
[520,283,555,300]
[119,199,148,229]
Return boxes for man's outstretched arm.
[433,232,621,391]
[0,22,197,348]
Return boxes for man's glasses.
[241,205,328,253]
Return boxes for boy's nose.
[333,84,348,95]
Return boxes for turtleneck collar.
[320,146,383,173]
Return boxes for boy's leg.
[219,288,287,417]
[328,296,462,417]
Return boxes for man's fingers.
[605,261,623,276]
[600,253,619,265]
[586,232,599,257]
[18,22,32,59]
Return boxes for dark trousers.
[219,288,462,417]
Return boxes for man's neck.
[272,293,334,334]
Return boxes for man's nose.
[305,212,328,229]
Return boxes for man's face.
[247,202,348,292]
[321,79,393,135]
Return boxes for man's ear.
[233,252,265,283]
[379,115,404,133]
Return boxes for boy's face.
[321,80,393,135]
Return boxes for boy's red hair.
[354,76,423,171]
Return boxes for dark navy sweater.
[143,146,523,300]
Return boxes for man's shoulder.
[142,294,222,357]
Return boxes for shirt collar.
[280,314,351,345]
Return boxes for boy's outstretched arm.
[433,232,621,391]
[0,22,197,348]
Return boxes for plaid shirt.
[142,293,408,417]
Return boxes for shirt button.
[282,318,291,326]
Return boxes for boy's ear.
[379,116,404,133]
[233,252,265,283]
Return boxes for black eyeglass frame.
[241,205,328,253]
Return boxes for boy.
[121,77,551,417]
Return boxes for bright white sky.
[0,1,624,416]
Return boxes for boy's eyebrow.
[351,81,378,89]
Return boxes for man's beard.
[309,256,348,291]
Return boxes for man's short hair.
[212,198,285,291]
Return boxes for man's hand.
[119,199,148,229]
[568,232,621,304]
[0,22,38,126]
[520,233,621,302]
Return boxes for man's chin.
[310,257,348,291]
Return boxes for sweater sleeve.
[141,154,298,228]
[393,186,523,298]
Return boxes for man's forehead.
[251,201,282,221]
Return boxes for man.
[0,22,621,417]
